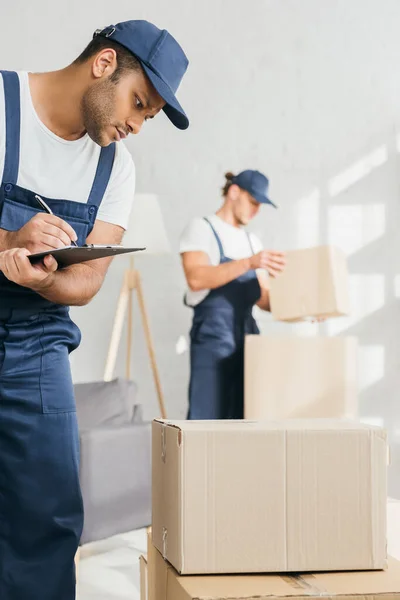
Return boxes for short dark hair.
[74,35,142,82]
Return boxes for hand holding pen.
[35,195,78,247]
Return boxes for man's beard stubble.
[81,78,116,147]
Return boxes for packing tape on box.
[283,575,329,596]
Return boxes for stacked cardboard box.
[140,554,148,600]
[245,244,355,420]
[142,539,400,600]
[244,335,358,419]
[152,419,387,573]
[145,419,397,599]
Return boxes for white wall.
[3,2,400,447]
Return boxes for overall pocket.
[0,197,90,245]
[38,313,82,413]
[0,197,38,230]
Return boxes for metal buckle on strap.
[93,26,115,38]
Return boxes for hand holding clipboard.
[28,244,145,267]
[30,195,144,267]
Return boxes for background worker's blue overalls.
[0,71,115,600]
[187,218,261,420]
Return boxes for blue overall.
[187,218,261,420]
[0,71,115,599]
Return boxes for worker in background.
[0,20,189,600]
[180,169,285,420]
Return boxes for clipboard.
[28,245,145,268]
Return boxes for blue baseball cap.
[95,20,189,130]
[232,170,277,207]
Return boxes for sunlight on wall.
[360,416,385,427]
[328,146,388,197]
[327,274,385,335]
[328,204,385,256]
[394,275,400,298]
[296,188,320,248]
[293,145,392,436]
[358,345,385,391]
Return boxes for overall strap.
[203,217,225,260]
[1,71,21,185]
[246,231,256,255]
[87,143,116,208]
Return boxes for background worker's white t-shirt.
[0,72,135,229]
[180,214,263,307]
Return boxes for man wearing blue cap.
[0,20,188,599]
[180,170,286,420]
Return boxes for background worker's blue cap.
[232,170,277,207]
[95,20,189,130]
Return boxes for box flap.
[181,423,287,573]
[152,421,183,571]
[180,573,322,599]
[155,418,385,434]
[285,426,387,570]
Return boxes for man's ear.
[229,183,241,200]
[91,48,117,79]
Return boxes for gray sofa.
[74,378,152,544]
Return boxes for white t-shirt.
[180,214,263,306]
[0,72,135,229]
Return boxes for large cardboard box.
[269,245,350,321]
[152,419,387,575]
[149,541,400,600]
[244,335,358,419]
[140,554,148,600]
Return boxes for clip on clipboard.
[28,245,145,268]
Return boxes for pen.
[35,195,78,247]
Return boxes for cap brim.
[141,63,189,130]
[252,191,278,208]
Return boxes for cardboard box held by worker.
[152,419,387,575]
[269,245,350,322]
[245,335,358,419]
